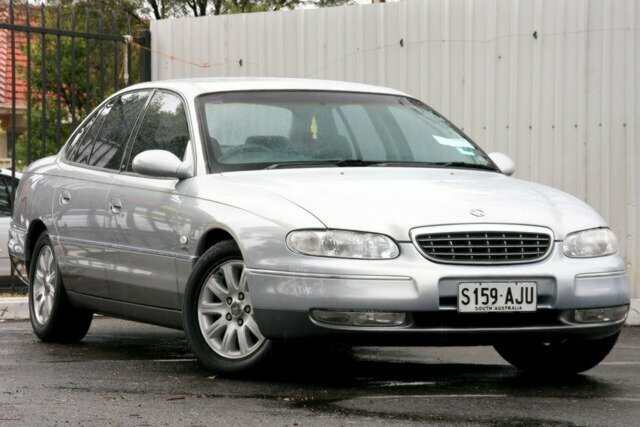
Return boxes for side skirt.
[66,291,184,330]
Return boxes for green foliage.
[14,3,143,168]
[15,105,73,170]
[97,0,354,20]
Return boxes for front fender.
[175,194,324,296]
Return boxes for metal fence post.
[136,29,151,82]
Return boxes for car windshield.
[197,91,495,172]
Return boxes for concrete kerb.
[0,297,29,321]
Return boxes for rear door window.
[88,90,150,170]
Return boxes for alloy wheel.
[197,260,265,359]
[32,245,56,325]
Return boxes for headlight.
[286,229,400,259]
[562,228,618,258]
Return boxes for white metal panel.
[150,0,639,297]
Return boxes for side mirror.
[488,152,515,176]
[132,150,192,179]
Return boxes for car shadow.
[47,321,621,401]
[247,344,620,397]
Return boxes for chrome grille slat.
[414,230,552,264]
[427,251,545,256]
[417,236,547,241]
[424,244,548,249]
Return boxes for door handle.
[59,190,71,205]
[109,198,122,214]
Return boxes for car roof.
[119,77,409,99]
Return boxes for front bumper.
[253,308,626,344]
[247,242,630,343]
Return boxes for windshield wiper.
[265,161,338,169]
[332,159,385,167]
[265,159,384,169]
[428,161,497,171]
[368,161,497,170]
[265,160,497,171]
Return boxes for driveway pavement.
[1,317,639,425]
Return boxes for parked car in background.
[0,169,21,287]
[8,78,629,375]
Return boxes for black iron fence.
[0,0,151,292]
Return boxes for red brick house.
[0,6,29,165]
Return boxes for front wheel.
[494,333,619,374]
[183,240,271,374]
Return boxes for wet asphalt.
[0,317,639,426]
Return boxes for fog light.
[311,309,406,327]
[574,305,629,323]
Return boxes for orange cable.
[132,41,209,68]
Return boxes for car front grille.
[414,231,552,264]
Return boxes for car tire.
[29,232,93,343]
[183,240,272,374]
[494,333,620,374]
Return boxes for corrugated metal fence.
[151,0,639,298]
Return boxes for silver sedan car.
[8,78,629,374]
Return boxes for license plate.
[457,282,537,313]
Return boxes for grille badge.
[469,209,485,217]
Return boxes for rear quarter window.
[64,109,106,164]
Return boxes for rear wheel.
[494,333,619,374]
[29,232,93,342]
[183,240,271,374]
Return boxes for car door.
[53,104,113,297]
[53,90,151,298]
[105,90,192,309]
